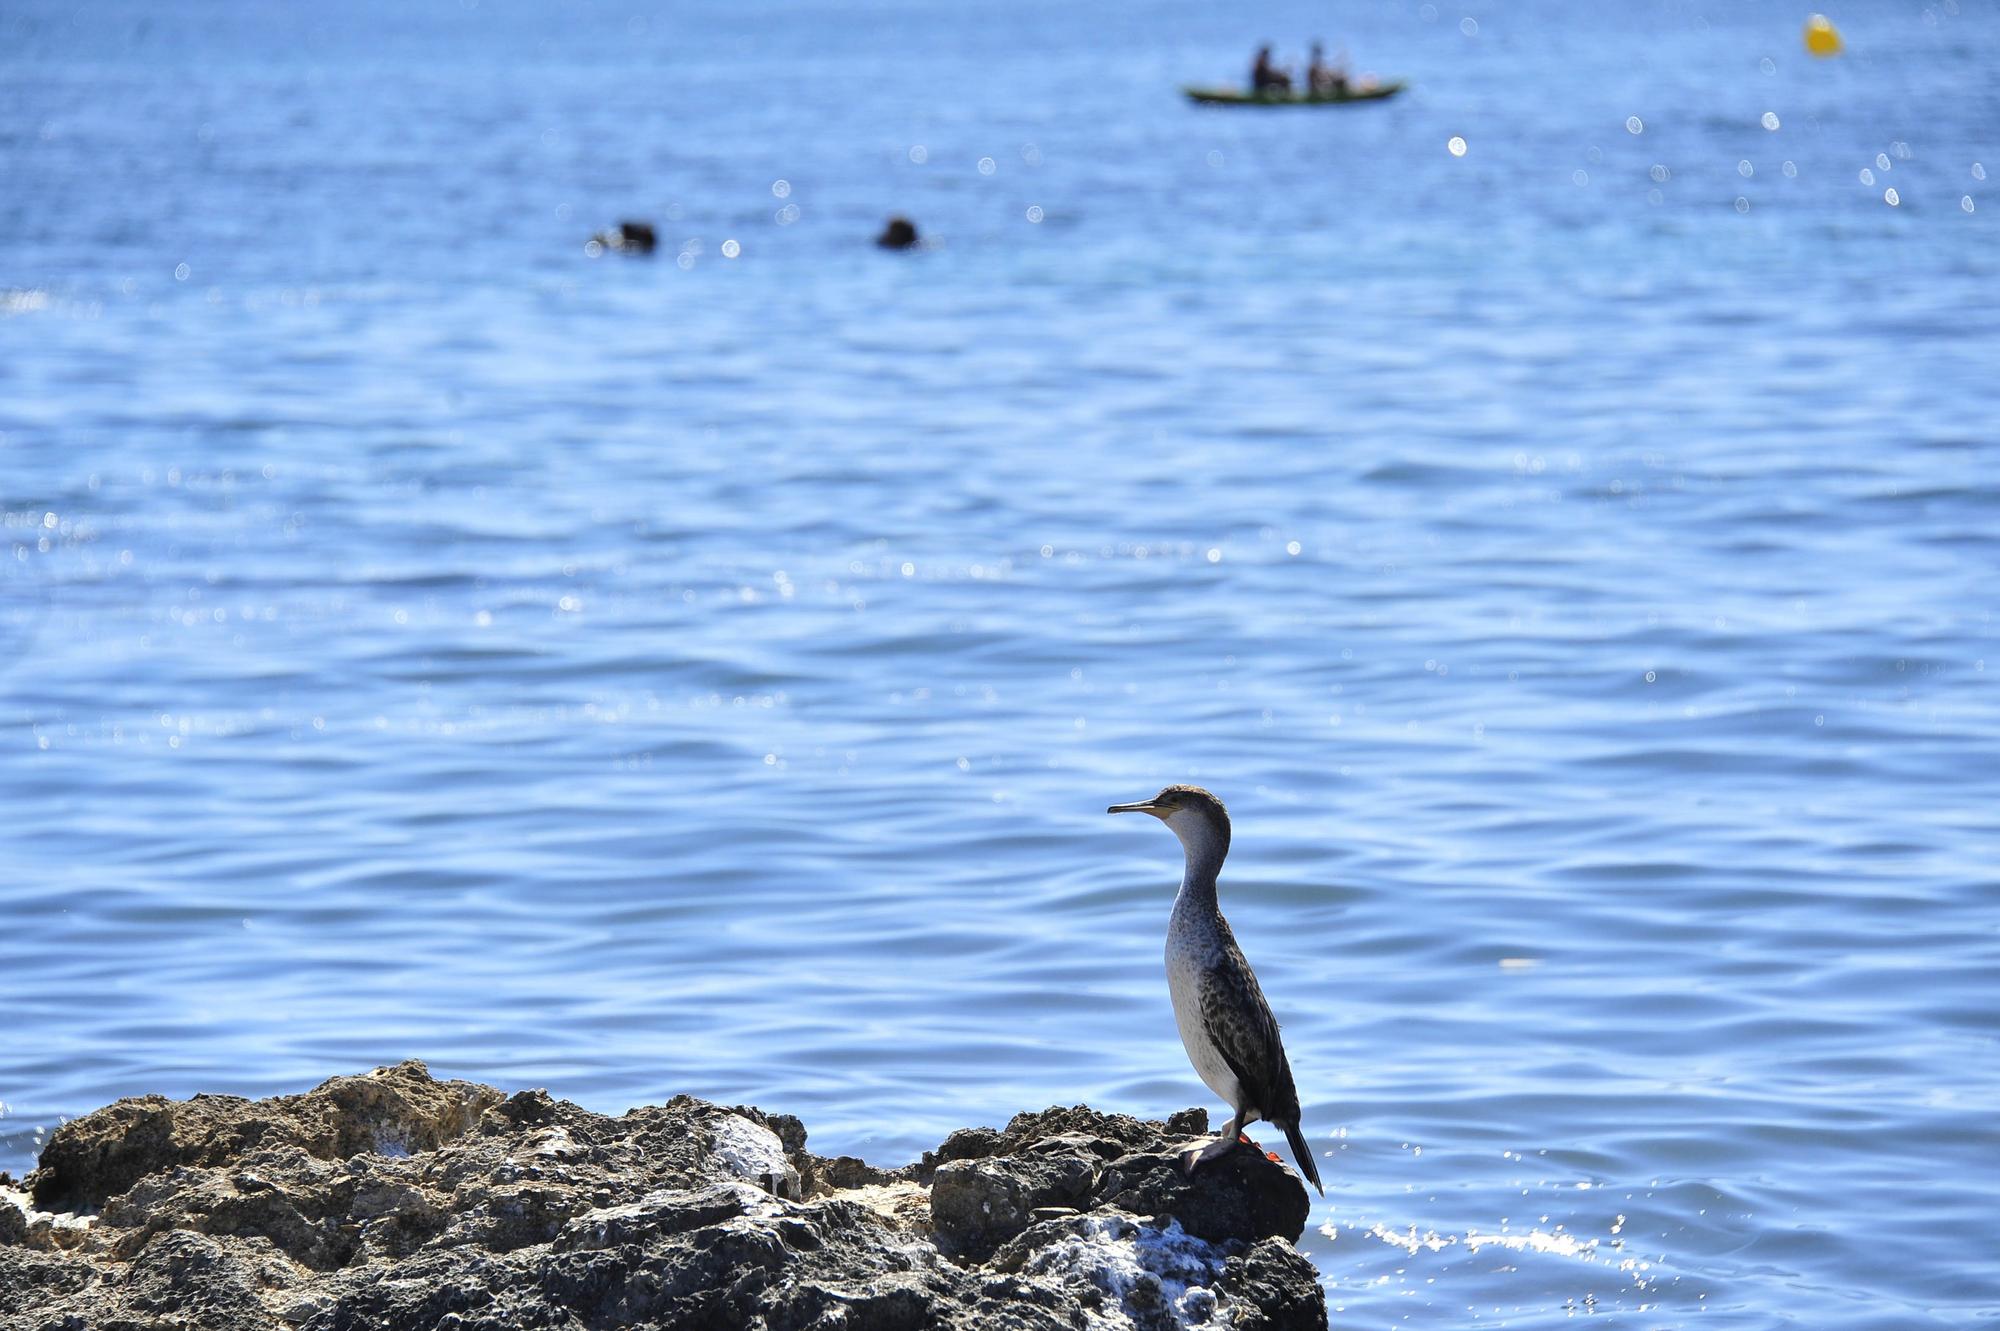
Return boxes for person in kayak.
[1252,45,1293,93]
[1306,42,1349,97]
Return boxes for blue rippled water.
[4,0,1998,1324]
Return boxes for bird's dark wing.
[1196,928,1303,1125]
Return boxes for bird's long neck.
[1168,814,1228,918]
[1174,857,1221,920]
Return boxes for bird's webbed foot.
[1179,1134,1245,1176]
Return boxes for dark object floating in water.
[1184,81,1405,106]
[6,1061,1326,1329]
[876,216,919,249]
[588,220,658,256]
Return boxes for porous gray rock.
[923,1103,1311,1261]
[1,1063,1326,1331]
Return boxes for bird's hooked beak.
[1106,798,1166,818]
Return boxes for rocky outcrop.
[0,1062,1325,1331]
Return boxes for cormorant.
[1108,784,1323,1194]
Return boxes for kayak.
[1183,82,1406,106]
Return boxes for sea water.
[3,1,1997,1324]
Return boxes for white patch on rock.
[1022,1214,1233,1329]
[833,1180,932,1234]
[711,1115,785,1177]
[531,1126,581,1160]
[710,1114,799,1197]
[1,1183,95,1233]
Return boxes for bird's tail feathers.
[1280,1119,1323,1195]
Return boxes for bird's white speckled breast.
[1166,890,1241,1110]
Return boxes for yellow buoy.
[1804,13,1843,57]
